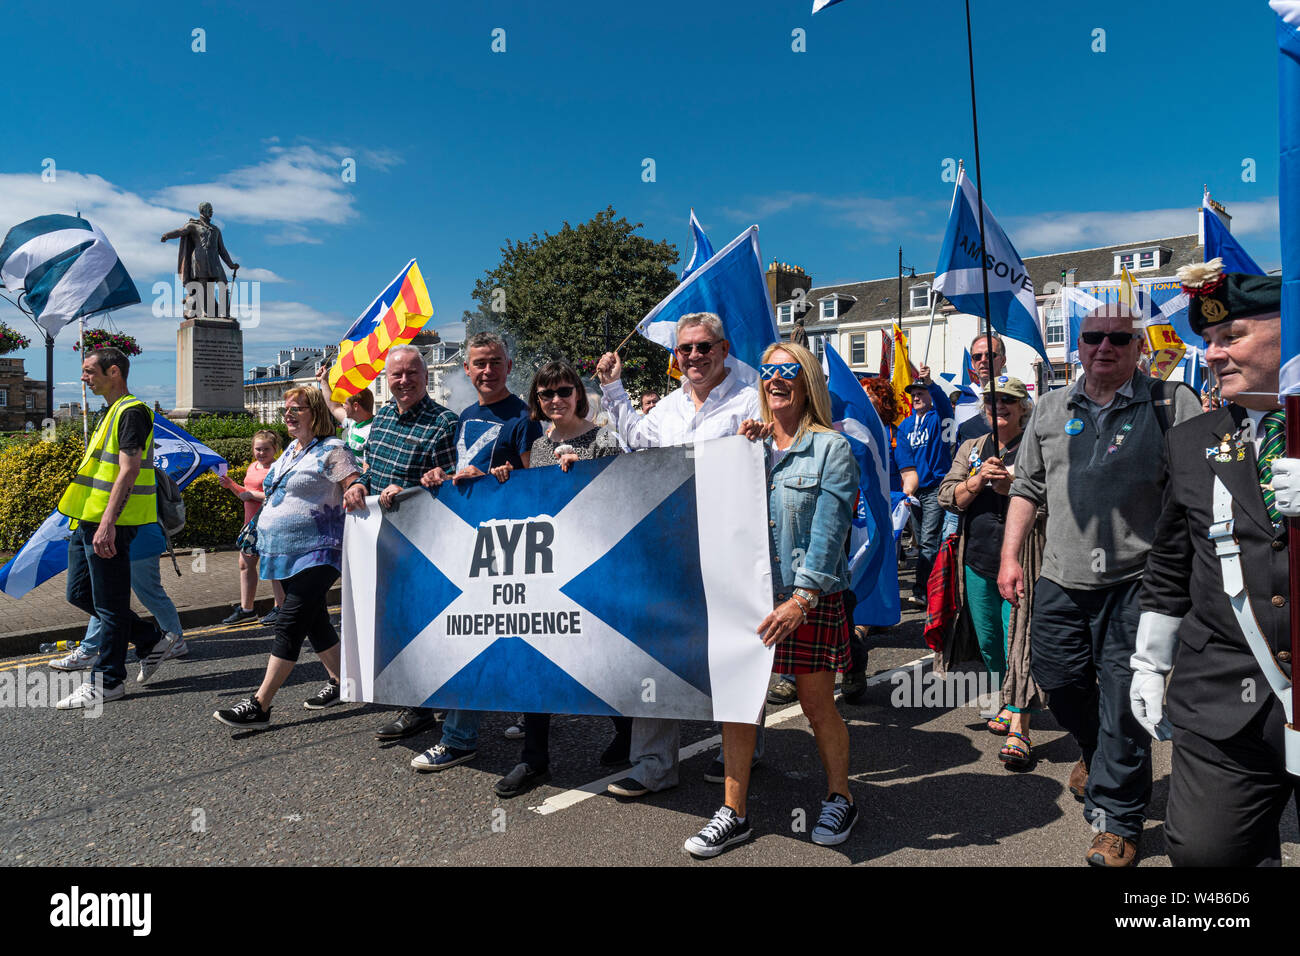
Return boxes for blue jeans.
[66,523,160,689]
[439,709,483,751]
[80,555,182,656]
[912,486,945,599]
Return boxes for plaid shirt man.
[356,394,458,493]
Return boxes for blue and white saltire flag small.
[0,215,140,336]
[680,209,715,282]
[0,416,226,599]
[811,0,847,11]
[636,225,779,383]
[1203,192,1265,276]
[933,169,1049,363]
[1274,0,1300,399]
[824,346,899,628]
[340,437,774,722]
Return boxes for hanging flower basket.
[0,324,31,355]
[73,329,141,356]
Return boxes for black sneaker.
[374,707,439,739]
[221,606,258,626]
[599,734,631,766]
[260,606,281,626]
[684,805,752,858]
[810,793,858,846]
[303,679,340,710]
[767,679,798,705]
[840,669,869,704]
[494,762,551,798]
[214,696,271,728]
[704,752,761,784]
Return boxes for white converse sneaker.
[684,805,752,858]
[49,645,97,671]
[56,680,125,710]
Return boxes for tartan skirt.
[772,590,850,675]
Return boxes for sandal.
[999,731,1034,770]
[985,712,1011,736]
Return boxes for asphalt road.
[2,605,1295,868]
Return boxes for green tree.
[462,207,681,396]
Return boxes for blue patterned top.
[257,437,358,581]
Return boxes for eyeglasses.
[759,363,803,381]
[970,351,1002,362]
[1080,331,1136,346]
[983,395,1019,406]
[537,386,576,400]
[676,341,719,356]
[284,405,308,415]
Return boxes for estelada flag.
[327,259,433,402]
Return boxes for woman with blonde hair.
[684,341,860,858]
[214,387,359,727]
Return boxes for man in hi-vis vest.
[55,347,176,710]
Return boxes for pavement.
[0,549,339,655]
[3,572,1294,867]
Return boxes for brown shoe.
[1086,831,1138,867]
[1067,758,1088,801]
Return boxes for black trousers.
[1166,695,1299,867]
[522,714,633,771]
[1031,577,1150,840]
[270,564,341,662]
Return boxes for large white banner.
[340,435,774,724]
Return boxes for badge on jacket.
[1065,418,1084,436]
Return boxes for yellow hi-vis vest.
[58,394,157,526]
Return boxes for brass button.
[769,519,776,527]
[1272,595,1286,607]
[1273,540,1285,551]
[1278,651,1292,663]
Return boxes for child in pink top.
[219,431,286,624]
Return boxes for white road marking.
[529,653,934,816]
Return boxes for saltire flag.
[1278,0,1300,399]
[824,346,899,628]
[0,416,226,598]
[933,168,1049,362]
[0,215,140,336]
[1203,190,1265,276]
[1065,280,1203,378]
[960,347,974,387]
[680,209,715,282]
[326,259,433,403]
[889,323,914,425]
[811,0,847,11]
[635,226,779,384]
[340,437,774,722]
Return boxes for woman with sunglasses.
[488,360,630,797]
[938,376,1043,768]
[684,342,859,858]
[214,387,359,728]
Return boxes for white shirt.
[601,368,760,449]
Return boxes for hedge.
[176,468,248,549]
[0,433,86,550]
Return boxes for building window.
[1139,249,1155,270]
[1115,247,1165,274]
[0,389,7,407]
[909,285,931,311]
[820,299,837,321]
[850,333,866,365]
[807,334,826,361]
[778,303,793,324]
[1043,302,1065,345]
[26,393,35,410]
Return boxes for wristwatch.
[793,587,820,609]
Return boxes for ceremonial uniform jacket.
[1141,404,1293,741]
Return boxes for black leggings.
[270,564,341,662]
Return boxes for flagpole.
[78,318,88,445]
[922,293,938,366]
[964,0,1000,452]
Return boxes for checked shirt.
[357,395,458,494]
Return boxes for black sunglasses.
[537,386,576,400]
[1081,331,1136,346]
[676,341,719,356]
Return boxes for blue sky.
[0,0,1284,410]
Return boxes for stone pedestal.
[171,318,248,420]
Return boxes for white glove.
[1270,457,1300,518]
[1130,612,1179,741]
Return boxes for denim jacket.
[766,428,859,598]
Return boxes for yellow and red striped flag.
[327,259,433,402]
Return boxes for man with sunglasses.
[1130,264,1297,866]
[999,303,1200,867]
[594,312,762,797]
[957,332,1008,444]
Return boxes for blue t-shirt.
[455,394,543,472]
[894,384,954,490]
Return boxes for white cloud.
[1006,198,1279,254]
[237,267,287,283]
[720,191,941,236]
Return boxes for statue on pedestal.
[161,202,240,319]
